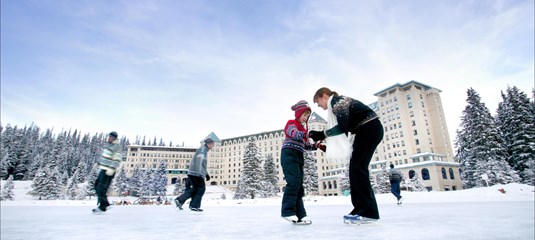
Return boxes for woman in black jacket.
[309,87,384,223]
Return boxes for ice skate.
[190,207,203,212]
[92,208,105,215]
[174,199,184,210]
[343,214,378,225]
[296,216,312,225]
[397,196,403,205]
[282,215,299,224]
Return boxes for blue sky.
[1,0,533,146]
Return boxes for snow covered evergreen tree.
[303,151,319,195]
[73,161,86,184]
[65,177,79,200]
[234,138,265,199]
[0,149,10,180]
[1,175,15,201]
[455,88,520,188]
[46,166,64,200]
[128,166,142,197]
[373,165,390,194]
[139,169,154,197]
[172,179,184,195]
[83,169,98,200]
[262,153,279,197]
[30,167,48,200]
[496,86,535,185]
[112,168,130,197]
[153,161,168,197]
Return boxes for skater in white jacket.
[93,131,122,213]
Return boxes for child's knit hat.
[291,100,311,120]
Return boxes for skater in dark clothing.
[281,100,325,223]
[175,138,215,212]
[93,131,122,213]
[389,164,403,204]
[310,87,384,222]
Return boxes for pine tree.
[73,161,86,184]
[45,166,63,200]
[139,169,154,197]
[83,169,98,200]
[128,166,142,197]
[1,175,15,201]
[112,168,130,197]
[0,149,10,180]
[172,179,184,195]
[30,167,48,200]
[0,124,17,180]
[65,177,79,200]
[373,165,390,194]
[303,151,319,195]
[262,154,279,197]
[234,138,265,199]
[455,88,520,188]
[496,86,535,185]
[153,161,168,197]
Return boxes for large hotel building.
[122,81,462,195]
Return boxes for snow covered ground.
[1,181,534,240]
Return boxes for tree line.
[0,125,179,200]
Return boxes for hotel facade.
[122,81,462,196]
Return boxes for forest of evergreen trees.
[455,86,534,188]
[1,85,533,200]
[0,126,174,200]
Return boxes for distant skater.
[174,138,215,212]
[389,164,403,205]
[310,87,384,223]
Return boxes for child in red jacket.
[280,100,324,224]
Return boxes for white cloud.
[1,0,533,146]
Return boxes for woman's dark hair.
[313,87,339,103]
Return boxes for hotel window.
[441,168,448,179]
[422,168,430,180]
[449,168,455,179]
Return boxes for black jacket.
[326,95,378,136]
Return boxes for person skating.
[175,138,215,212]
[309,87,384,223]
[280,100,325,224]
[389,164,403,205]
[93,131,122,214]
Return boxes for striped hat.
[291,100,311,119]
